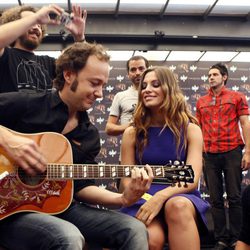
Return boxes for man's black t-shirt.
[0,47,55,93]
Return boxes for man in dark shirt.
[0,42,153,250]
[0,4,86,93]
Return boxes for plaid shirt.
[196,86,249,153]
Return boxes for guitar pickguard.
[0,174,67,216]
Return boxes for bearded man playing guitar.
[0,41,154,250]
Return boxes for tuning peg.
[184,182,188,188]
[172,175,178,180]
[173,160,180,166]
[178,181,181,187]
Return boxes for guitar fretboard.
[47,164,165,179]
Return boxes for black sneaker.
[214,241,228,250]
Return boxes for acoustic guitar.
[0,129,194,220]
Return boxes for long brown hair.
[134,66,198,161]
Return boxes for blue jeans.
[203,146,243,245]
[0,212,84,250]
[0,202,148,250]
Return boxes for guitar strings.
[15,165,192,182]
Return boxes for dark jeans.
[238,185,250,245]
[0,202,148,250]
[203,146,243,245]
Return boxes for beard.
[132,76,141,86]
[19,34,41,50]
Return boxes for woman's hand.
[136,192,166,226]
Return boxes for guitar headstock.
[155,160,194,187]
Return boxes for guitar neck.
[47,164,164,180]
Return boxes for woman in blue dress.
[120,66,210,250]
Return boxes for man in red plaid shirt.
[196,63,250,250]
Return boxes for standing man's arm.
[239,115,250,170]
[0,4,63,56]
[105,115,131,136]
[105,92,133,136]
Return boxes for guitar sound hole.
[18,168,46,186]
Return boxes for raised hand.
[65,4,87,42]
[35,4,63,25]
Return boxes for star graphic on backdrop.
[109,150,117,157]
[96,117,105,124]
[96,97,103,103]
[190,65,197,72]
[180,75,188,82]
[192,85,199,92]
[100,139,105,146]
[116,75,124,82]
[106,85,114,92]
[169,65,176,71]
[241,76,248,83]
[230,65,237,72]
[232,85,239,91]
[201,75,208,82]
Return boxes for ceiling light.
[199,51,238,61]
[35,51,61,58]
[22,0,65,4]
[134,50,170,61]
[121,0,166,4]
[217,0,250,6]
[231,52,250,62]
[0,0,17,3]
[169,0,214,5]
[166,51,204,61]
[107,51,134,61]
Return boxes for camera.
[49,12,72,25]
[59,12,72,25]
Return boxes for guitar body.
[0,130,73,220]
